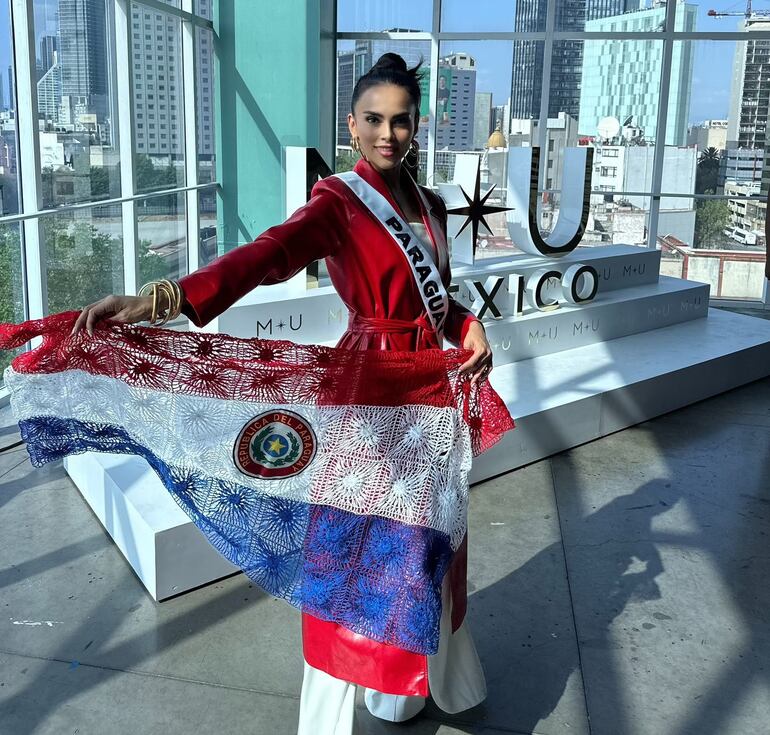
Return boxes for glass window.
[667,41,747,199]
[0,222,25,384]
[509,39,546,134]
[196,26,216,185]
[0,1,19,218]
[681,1,763,35]
[199,189,217,266]
[583,192,650,248]
[42,205,124,314]
[337,0,432,32]
[556,0,680,33]
[195,0,214,20]
[34,0,122,209]
[565,39,664,204]
[660,195,766,300]
[132,4,185,193]
[137,191,187,283]
[434,41,514,159]
[427,42,519,261]
[441,0,518,32]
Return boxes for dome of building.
[486,123,507,149]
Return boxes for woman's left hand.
[459,321,493,386]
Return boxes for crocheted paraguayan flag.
[0,312,514,655]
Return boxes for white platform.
[63,307,770,600]
[482,276,709,364]
[63,453,238,600]
[471,307,770,482]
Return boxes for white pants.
[297,581,486,735]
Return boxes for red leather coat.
[179,157,479,697]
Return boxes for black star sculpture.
[445,157,513,258]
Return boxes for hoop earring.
[404,138,420,167]
[350,136,368,162]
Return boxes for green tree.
[1,184,177,382]
[46,220,125,313]
[0,224,24,324]
[0,220,168,321]
[696,146,721,195]
[694,199,730,249]
[0,174,19,216]
[134,154,180,212]
[0,224,27,376]
[89,165,111,199]
[335,153,356,173]
[137,238,171,285]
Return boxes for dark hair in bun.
[351,52,425,118]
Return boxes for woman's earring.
[350,136,368,161]
[404,138,420,167]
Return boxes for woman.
[72,53,495,734]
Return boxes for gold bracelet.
[155,280,173,326]
[164,279,183,323]
[138,282,158,324]
[138,279,183,326]
[155,279,181,325]
[170,280,183,320]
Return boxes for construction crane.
[708,0,770,18]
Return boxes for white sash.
[334,171,449,337]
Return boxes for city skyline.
[0,1,759,128]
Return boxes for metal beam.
[11,0,46,318]
[647,0,677,249]
[181,0,200,274]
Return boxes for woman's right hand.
[70,294,155,337]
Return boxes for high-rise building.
[585,0,639,20]
[435,53,477,151]
[39,35,58,76]
[511,0,585,121]
[723,147,764,186]
[473,92,493,150]
[336,42,372,149]
[7,66,14,112]
[0,73,5,112]
[727,16,770,151]
[129,0,214,158]
[492,104,510,137]
[58,0,108,121]
[37,54,62,122]
[131,1,177,157]
[195,0,215,160]
[579,0,696,145]
[761,152,770,194]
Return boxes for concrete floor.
[0,314,769,734]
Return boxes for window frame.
[335,2,770,310]
[0,0,219,402]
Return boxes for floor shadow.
[402,389,770,735]
[2,571,278,735]
[668,430,770,735]
[389,477,679,735]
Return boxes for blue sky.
[0,0,758,125]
